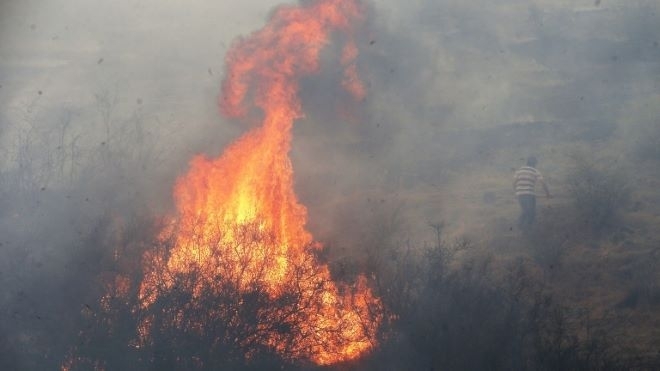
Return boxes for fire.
[137,0,382,365]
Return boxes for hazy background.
[1,0,659,368]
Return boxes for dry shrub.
[567,156,631,233]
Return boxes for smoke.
[292,0,660,244]
[0,0,659,368]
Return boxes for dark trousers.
[518,194,536,229]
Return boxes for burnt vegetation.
[353,221,646,371]
[567,156,631,233]
[2,100,660,370]
[2,125,660,370]
[2,1,660,371]
[58,211,657,371]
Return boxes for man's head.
[526,156,538,167]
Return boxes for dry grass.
[364,138,660,364]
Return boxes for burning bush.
[63,1,384,369]
[138,221,382,366]
[64,220,381,370]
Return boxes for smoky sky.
[0,0,659,368]
[291,0,660,243]
[1,0,658,175]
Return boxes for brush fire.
[64,0,382,369]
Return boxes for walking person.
[513,156,551,230]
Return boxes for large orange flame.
[138,0,381,365]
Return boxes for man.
[513,156,551,229]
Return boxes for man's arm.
[538,176,551,198]
[512,172,518,192]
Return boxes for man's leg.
[517,196,526,227]
[519,195,534,229]
[529,196,536,225]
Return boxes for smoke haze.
[1,0,659,369]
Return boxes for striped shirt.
[514,166,544,196]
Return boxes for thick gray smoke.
[294,0,659,244]
[1,0,659,368]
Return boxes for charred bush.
[363,222,638,371]
[527,297,625,371]
[618,253,660,309]
[567,157,631,233]
[525,204,576,273]
[365,226,527,370]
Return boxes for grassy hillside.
[347,120,660,366]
